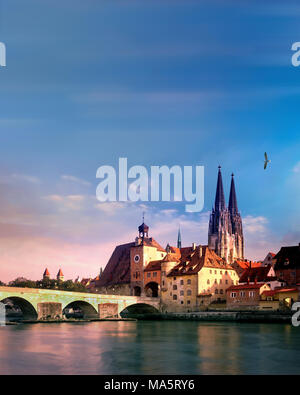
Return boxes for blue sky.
[0,0,300,281]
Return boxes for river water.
[0,320,299,374]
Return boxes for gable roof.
[239,265,274,283]
[167,245,233,277]
[95,242,135,287]
[234,260,262,270]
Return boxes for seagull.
[264,152,271,169]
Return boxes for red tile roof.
[167,245,234,277]
[262,287,298,297]
[142,237,166,252]
[95,242,135,287]
[235,260,262,270]
[144,260,162,272]
[239,265,274,283]
[43,268,50,276]
[226,283,265,291]
[57,269,64,276]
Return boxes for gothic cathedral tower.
[208,167,244,263]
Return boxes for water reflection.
[0,321,300,374]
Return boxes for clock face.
[134,254,140,263]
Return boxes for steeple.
[177,227,182,249]
[138,212,149,240]
[214,166,226,211]
[228,173,238,214]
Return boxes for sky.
[0,0,300,282]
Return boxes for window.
[173,277,177,280]
[220,279,222,284]
[173,295,177,300]
[220,271,223,275]
[207,279,210,284]
[162,271,166,276]
[180,280,184,285]
[220,289,223,294]
[187,300,191,305]
[240,291,245,297]
[187,290,192,296]
[249,291,255,297]
[231,292,237,298]
[225,280,228,284]
[225,271,228,275]
[215,289,218,294]
[153,272,157,277]
[215,279,217,284]
[210,270,212,274]
[181,301,184,304]
[187,279,191,285]
[180,291,184,296]
[214,270,217,274]
[173,285,177,290]
[147,273,151,278]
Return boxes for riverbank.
[6,318,137,324]
[121,310,293,323]
[5,310,293,324]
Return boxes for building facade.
[161,245,240,312]
[226,283,270,309]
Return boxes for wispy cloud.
[44,194,86,211]
[61,174,91,187]
[0,173,40,185]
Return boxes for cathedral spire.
[214,166,226,211]
[228,173,238,214]
[177,226,182,249]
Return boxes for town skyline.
[0,0,300,282]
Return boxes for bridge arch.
[120,302,160,318]
[63,300,98,319]
[1,296,38,321]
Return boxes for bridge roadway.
[0,286,160,320]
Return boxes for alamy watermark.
[291,302,300,327]
[0,42,6,67]
[291,42,300,66]
[96,158,204,212]
[0,302,5,326]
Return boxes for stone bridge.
[0,286,160,320]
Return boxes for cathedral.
[208,166,244,264]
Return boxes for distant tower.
[228,173,244,260]
[43,268,50,281]
[57,269,64,282]
[177,227,182,249]
[138,213,149,242]
[208,166,243,263]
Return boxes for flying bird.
[264,152,271,169]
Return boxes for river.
[0,320,299,374]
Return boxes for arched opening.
[145,282,159,297]
[63,301,98,319]
[1,297,38,321]
[133,286,141,296]
[120,303,160,319]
